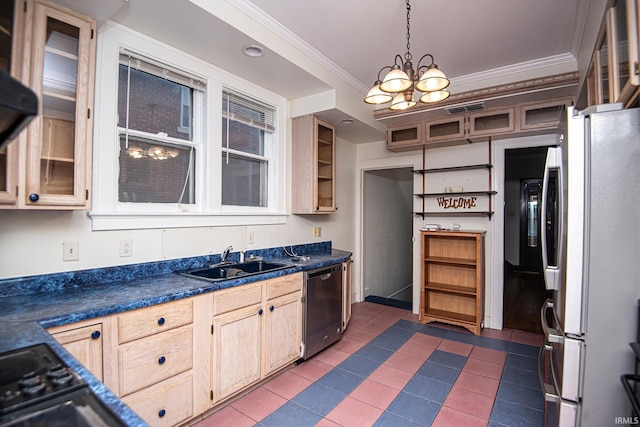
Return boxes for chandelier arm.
[376,65,394,82]
[393,54,405,69]
[416,53,435,73]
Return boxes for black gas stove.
[0,343,124,426]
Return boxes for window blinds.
[119,48,206,90]
[222,89,275,132]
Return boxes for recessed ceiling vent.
[445,102,485,115]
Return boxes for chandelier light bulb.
[419,89,451,103]
[380,68,412,93]
[364,83,393,104]
[416,66,450,92]
[390,92,417,111]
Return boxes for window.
[90,26,287,230]
[221,90,275,207]
[117,51,204,207]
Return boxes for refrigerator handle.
[541,146,562,291]
[538,344,561,403]
[541,299,564,344]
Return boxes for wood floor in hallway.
[502,263,550,334]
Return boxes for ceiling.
[51,0,590,142]
[245,0,581,92]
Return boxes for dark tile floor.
[194,302,544,427]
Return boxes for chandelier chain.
[405,0,412,62]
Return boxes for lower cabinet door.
[122,372,193,427]
[213,304,262,401]
[49,322,104,382]
[263,292,301,375]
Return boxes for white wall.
[362,168,413,299]
[0,136,356,280]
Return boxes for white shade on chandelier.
[364,0,450,111]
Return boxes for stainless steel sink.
[178,260,289,282]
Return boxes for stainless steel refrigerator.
[539,104,640,426]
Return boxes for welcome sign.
[436,196,478,209]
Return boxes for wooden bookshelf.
[419,230,485,335]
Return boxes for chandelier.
[364,0,450,111]
[126,145,179,160]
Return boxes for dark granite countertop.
[0,242,351,427]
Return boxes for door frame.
[355,155,422,312]
[490,134,559,329]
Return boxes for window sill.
[88,211,288,231]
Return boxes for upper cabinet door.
[612,0,640,104]
[25,1,95,208]
[292,115,336,214]
[0,0,25,206]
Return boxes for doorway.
[362,168,413,309]
[503,147,550,333]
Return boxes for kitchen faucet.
[221,245,232,263]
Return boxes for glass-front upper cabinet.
[25,1,95,208]
[587,13,613,106]
[0,0,24,205]
[612,0,639,104]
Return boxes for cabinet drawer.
[122,372,193,427]
[118,298,193,344]
[266,273,303,300]
[119,326,193,396]
[214,282,263,315]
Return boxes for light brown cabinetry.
[263,277,303,375]
[419,231,485,335]
[386,122,424,151]
[0,0,25,205]
[292,115,336,213]
[518,98,572,131]
[212,282,263,401]
[106,298,196,427]
[387,98,572,152]
[426,108,514,145]
[46,273,303,425]
[212,273,302,404]
[424,116,466,146]
[0,0,95,209]
[467,108,515,138]
[587,0,639,107]
[342,257,352,331]
[48,317,104,382]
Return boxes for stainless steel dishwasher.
[301,264,343,360]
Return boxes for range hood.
[0,69,38,149]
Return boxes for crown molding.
[450,53,577,88]
[227,0,370,94]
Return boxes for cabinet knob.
[269,305,274,312]
[29,193,39,202]
[91,331,101,340]
[158,356,166,365]
[157,317,165,326]
[158,409,166,418]
[258,309,263,315]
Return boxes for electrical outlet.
[247,231,255,245]
[63,240,79,261]
[120,238,133,257]
[313,226,322,237]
